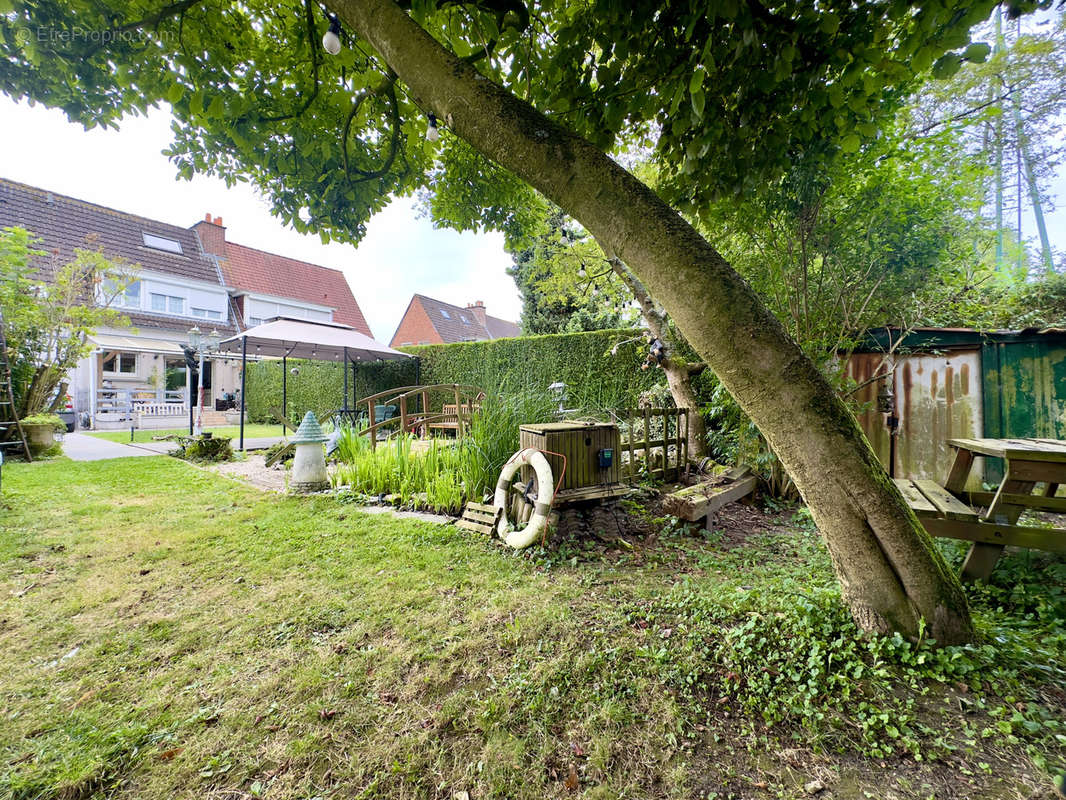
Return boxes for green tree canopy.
[1,0,1027,238]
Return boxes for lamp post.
[188,326,221,436]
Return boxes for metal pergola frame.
[217,317,412,450]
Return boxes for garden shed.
[847,327,1066,487]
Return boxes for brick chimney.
[466,300,487,327]
[192,213,226,256]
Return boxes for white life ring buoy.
[493,448,555,549]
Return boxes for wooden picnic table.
[894,437,1066,581]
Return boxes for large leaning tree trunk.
[604,252,709,460]
[338,0,974,644]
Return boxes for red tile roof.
[220,242,372,336]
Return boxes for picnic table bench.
[894,437,1066,581]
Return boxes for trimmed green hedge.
[407,328,661,410]
[242,328,667,423]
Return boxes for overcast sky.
[0,96,523,343]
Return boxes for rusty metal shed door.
[895,350,983,488]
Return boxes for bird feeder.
[290,411,329,493]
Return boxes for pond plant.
[333,389,555,513]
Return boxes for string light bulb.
[426,113,440,142]
[577,267,586,278]
[322,14,342,55]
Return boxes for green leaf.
[206,94,225,119]
[690,88,705,119]
[931,53,962,79]
[912,46,933,73]
[963,42,991,63]
[840,133,861,153]
[689,66,705,95]
[166,83,185,104]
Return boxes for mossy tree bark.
[339,0,975,644]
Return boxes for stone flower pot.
[21,423,56,454]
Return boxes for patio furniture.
[894,437,1066,580]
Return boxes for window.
[150,293,185,314]
[248,317,263,326]
[460,314,469,323]
[142,233,183,254]
[102,351,137,375]
[105,279,140,308]
[439,309,451,319]
[191,307,222,320]
[122,281,141,308]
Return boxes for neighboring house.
[390,295,520,347]
[194,214,372,334]
[0,178,372,429]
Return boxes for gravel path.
[210,455,291,492]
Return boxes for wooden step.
[456,501,501,535]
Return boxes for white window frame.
[150,292,186,315]
[102,351,138,375]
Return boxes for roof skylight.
[142,233,183,254]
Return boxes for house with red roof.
[390,294,520,347]
[0,178,374,429]
[193,215,372,335]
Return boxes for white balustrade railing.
[96,388,188,417]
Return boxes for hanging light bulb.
[425,113,440,142]
[322,14,342,55]
[577,267,586,278]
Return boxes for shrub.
[20,413,66,432]
[243,329,667,423]
[174,435,234,463]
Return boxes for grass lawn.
[1,458,1063,799]
[87,424,285,443]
